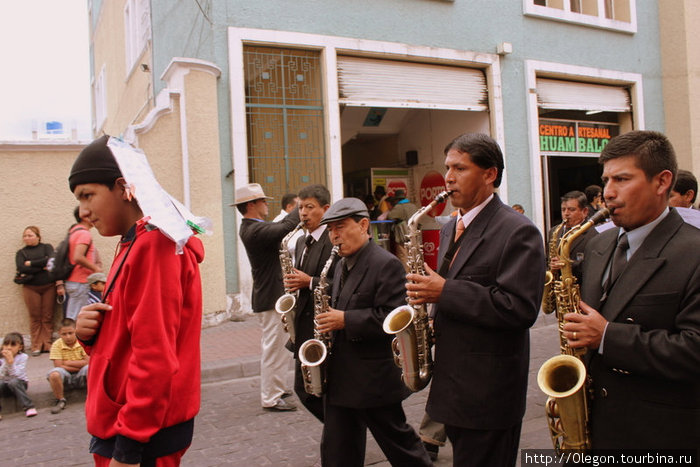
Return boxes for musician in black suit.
[314,198,431,467]
[283,184,335,421]
[236,183,300,412]
[406,133,546,467]
[547,190,597,285]
[565,131,700,449]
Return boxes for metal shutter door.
[337,56,488,111]
[536,78,631,112]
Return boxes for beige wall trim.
[127,58,222,210]
[524,59,644,231]
[0,141,89,152]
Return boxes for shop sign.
[420,171,448,217]
[539,120,619,154]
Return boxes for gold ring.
[573,332,577,340]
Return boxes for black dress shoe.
[423,442,439,461]
[263,399,297,412]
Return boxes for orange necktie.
[449,218,466,268]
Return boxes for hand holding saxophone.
[405,262,445,305]
[562,300,607,350]
[284,268,311,292]
[316,307,345,333]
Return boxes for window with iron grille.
[243,46,327,203]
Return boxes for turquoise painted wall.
[147,0,663,292]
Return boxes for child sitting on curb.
[0,332,38,418]
[47,318,89,414]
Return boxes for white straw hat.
[231,183,273,206]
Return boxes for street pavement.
[0,312,560,466]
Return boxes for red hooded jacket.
[82,221,204,460]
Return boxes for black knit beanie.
[68,135,123,192]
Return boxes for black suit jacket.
[239,208,300,312]
[326,240,411,408]
[546,222,598,285]
[581,209,700,449]
[292,229,337,355]
[426,195,546,430]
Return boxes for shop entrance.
[543,154,602,229]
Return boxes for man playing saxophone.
[315,198,431,467]
[406,133,545,467]
[282,184,335,421]
[564,131,700,450]
[547,190,597,286]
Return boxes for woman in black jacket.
[15,226,57,355]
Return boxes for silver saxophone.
[298,245,340,397]
[275,222,304,344]
[382,190,451,392]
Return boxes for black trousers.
[444,422,522,467]
[294,359,325,422]
[321,401,431,467]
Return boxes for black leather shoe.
[263,399,297,412]
[423,442,439,461]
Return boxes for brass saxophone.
[537,208,610,453]
[382,190,451,392]
[275,222,304,343]
[542,222,565,315]
[298,245,339,397]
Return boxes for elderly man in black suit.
[314,198,431,467]
[406,133,546,466]
[283,184,335,421]
[548,190,597,286]
[565,131,700,449]
[236,183,299,412]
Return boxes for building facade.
[86,0,664,318]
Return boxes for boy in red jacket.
[72,136,204,467]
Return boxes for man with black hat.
[71,135,205,466]
[314,197,431,467]
[235,183,300,412]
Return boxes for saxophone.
[275,222,304,344]
[298,245,340,397]
[542,222,565,315]
[537,208,610,453]
[382,190,451,392]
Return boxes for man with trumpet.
[406,133,545,466]
[564,131,700,450]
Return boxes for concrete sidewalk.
[3,316,264,413]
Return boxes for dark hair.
[673,169,698,203]
[23,225,41,241]
[444,133,505,188]
[374,185,386,196]
[60,318,76,328]
[281,193,298,211]
[561,191,587,210]
[73,206,81,223]
[2,332,25,353]
[599,131,678,191]
[298,184,331,206]
[584,185,602,203]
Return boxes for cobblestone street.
[0,314,559,466]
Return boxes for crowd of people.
[2,129,699,466]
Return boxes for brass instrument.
[383,190,451,392]
[542,222,565,315]
[537,208,610,453]
[299,245,339,397]
[275,222,304,343]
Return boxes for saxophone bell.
[276,222,305,344]
[383,305,431,391]
[298,338,328,397]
